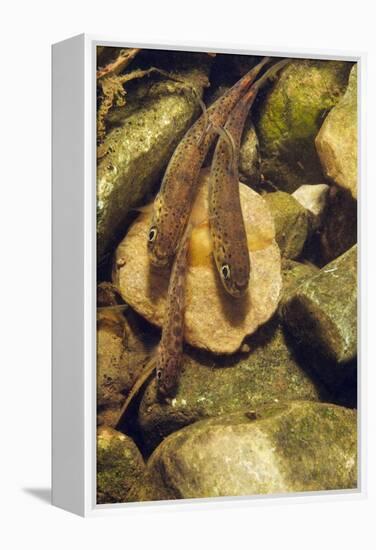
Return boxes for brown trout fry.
[156,225,191,397]
[147,56,271,267]
[209,59,290,297]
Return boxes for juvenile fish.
[209,59,290,297]
[147,56,271,267]
[156,223,192,397]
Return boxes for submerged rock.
[256,60,351,192]
[316,65,358,199]
[320,185,357,265]
[97,307,127,426]
[132,401,357,501]
[97,65,210,263]
[138,320,325,450]
[239,122,261,185]
[97,304,157,427]
[264,191,309,259]
[97,427,145,504]
[281,245,357,363]
[113,170,282,354]
[280,259,319,302]
[292,183,330,232]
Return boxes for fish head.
[147,195,179,267]
[156,348,181,398]
[218,249,250,298]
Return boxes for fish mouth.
[157,382,178,400]
[148,248,170,268]
[228,282,249,298]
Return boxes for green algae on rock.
[280,259,319,302]
[97,427,145,504]
[97,66,209,263]
[264,191,309,259]
[256,60,351,192]
[131,401,357,501]
[138,320,326,450]
[281,245,357,363]
[316,65,358,199]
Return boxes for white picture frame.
[52,34,365,517]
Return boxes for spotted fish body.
[147,57,271,267]
[209,59,290,297]
[156,226,191,397]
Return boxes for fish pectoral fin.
[132,202,154,214]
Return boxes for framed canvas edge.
[76,34,366,517]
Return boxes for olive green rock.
[256,60,351,192]
[138,320,326,450]
[131,401,357,501]
[97,427,145,504]
[264,191,309,259]
[97,67,209,262]
[282,245,357,363]
[239,121,261,185]
[316,65,358,199]
[280,259,319,302]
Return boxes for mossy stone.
[256,60,351,192]
[97,427,145,504]
[132,401,357,501]
[280,259,319,305]
[138,320,326,451]
[264,191,309,259]
[281,245,357,363]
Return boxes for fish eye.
[221,264,231,281]
[148,227,157,242]
[156,370,162,380]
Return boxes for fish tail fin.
[239,58,290,112]
[251,59,290,95]
[240,56,271,89]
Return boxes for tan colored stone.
[113,170,282,354]
[316,65,358,199]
